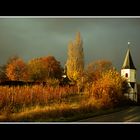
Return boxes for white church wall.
[130,69,136,82]
[121,69,136,82]
[121,70,137,102]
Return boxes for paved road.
[79,106,140,122]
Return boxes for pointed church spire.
[122,48,136,70]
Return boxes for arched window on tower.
[125,73,128,78]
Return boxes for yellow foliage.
[85,69,128,108]
[66,32,84,83]
[28,56,62,81]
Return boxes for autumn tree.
[0,65,9,82]
[28,56,62,82]
[42,56,62,79]
[28,58,46,82]
[86,69,129,108]
[6,56,20,65]
[86,60,113,82]
[66,32,84,84]
[6,57,28,81]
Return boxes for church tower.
[121,45,137,102]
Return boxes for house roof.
[122,49,136,70]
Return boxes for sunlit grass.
[0,85,99,122]
[0,100,97,122]
[0,84,129,122]
[0,85,78,114]
[0,99,128,122]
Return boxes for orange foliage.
[0,85,78,113]
[0,65,8,82]
[28,56,62,81]
[6,58,28,81]
[86,60,113,81]
[86,69,128,108]
[42,56,62,79]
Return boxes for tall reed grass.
[0,85,78,114]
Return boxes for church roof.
[122,49,136,70]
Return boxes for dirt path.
[79,106,140,122]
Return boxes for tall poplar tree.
[66,32,84,83]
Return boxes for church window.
[125,73,128,78]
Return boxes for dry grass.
[0,85,78,114]
[0,85,99,122]
[0,81,129,122]
[0,98,98,122]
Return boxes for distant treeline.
[0,81,47,87]
[0,77,72,87]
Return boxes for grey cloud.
[0,18,140,81]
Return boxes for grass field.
[0,85,129,122]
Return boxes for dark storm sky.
[0,17,140,81]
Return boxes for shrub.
[85,69,129,108]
